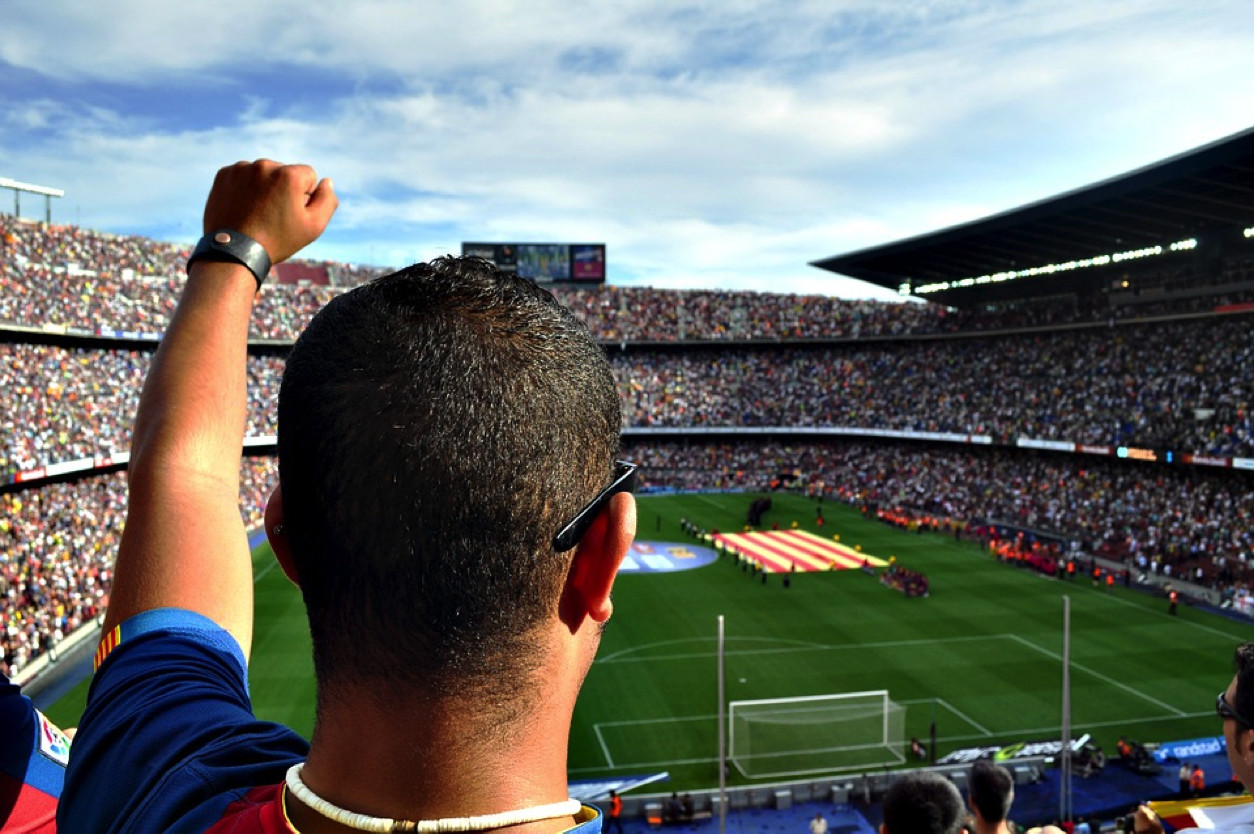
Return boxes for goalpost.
[727,690,906,778]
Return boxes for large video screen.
[462,242,606,283]
[570,244,605,281]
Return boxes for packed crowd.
[3,315,1246,477]
[622,438,1253,592]
[0,262,345,343]
[0,457,277,678]
[615,316,1253,456]
[1,213,1252,677]
[3,213,1251,343]
[0,214,348,340]
[0,474,123,679]
[0,343,284,474]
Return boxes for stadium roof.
[811,129,1254,308]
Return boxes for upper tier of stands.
[3,213,1250,343]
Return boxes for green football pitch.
[45,492,1249,791]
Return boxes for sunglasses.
[1216,690,1251,729]
[552,460,639,552]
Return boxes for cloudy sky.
[1,2,1250,298]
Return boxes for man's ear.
[264,486,300,588]
[559,492,636,631]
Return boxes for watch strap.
[186,229,272,288]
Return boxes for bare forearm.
[104,263,258,636]
[102,161,337,650]
[129,263,256,489]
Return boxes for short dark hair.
[882,772,965,834]
[968,760,1014,822]
[1234,642,1253,726]
[278,257,621,709]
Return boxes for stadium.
[1,130,1251,830]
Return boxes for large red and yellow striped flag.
[703,529,887,573]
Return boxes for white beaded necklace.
[284,764,583,834]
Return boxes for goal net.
[728,690,906,778]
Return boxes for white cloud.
[0,0,1249,295]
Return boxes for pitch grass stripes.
[704,529,890,573]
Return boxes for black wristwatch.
[186,229,272,289]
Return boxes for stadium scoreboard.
[462,242,606,284]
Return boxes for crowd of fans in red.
[0,215,1251,678]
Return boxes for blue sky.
[1,1,1250,298]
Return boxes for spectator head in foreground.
[1221,641,1253,790]
[1134,640,1254,834]
[268,258,638,827]
[880,771,965,834]
[967,760,1014,834]
[273,257,634,709]
[60,161,637,834]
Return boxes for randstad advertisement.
[1151,736,1225,763]
[937,734,1091,766]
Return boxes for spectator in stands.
[967,760,1015,834]
[880,772,965,834]
[1221,645,1255,791]
[61,161,637,832]
[3,204,1250,343]
[0,673,69,832]
[612,316,1254,458]
[1134,642,1253,834]
[0,457,280,682]
[0,474,122,679]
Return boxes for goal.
[727,690,906,778]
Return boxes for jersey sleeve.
[59,608,310,834]
[0,676,68,832]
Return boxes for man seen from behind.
[60,160,637,833]
[967,760,1014,834]
[880,772,965,834]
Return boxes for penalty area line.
[593,724,616,768]
[935,698,993,737]
[1005,634,1186,717]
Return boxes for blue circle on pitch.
[620,540,719,573]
